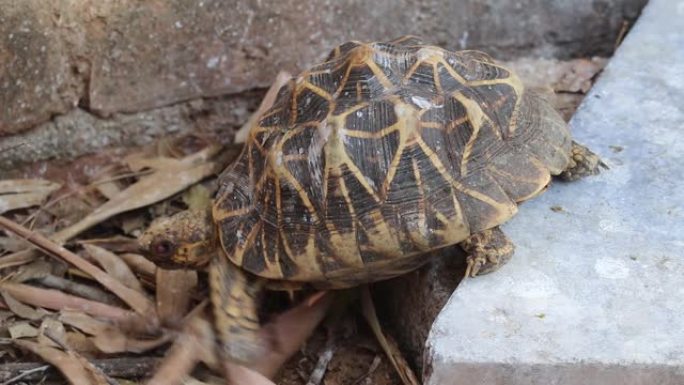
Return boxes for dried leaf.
[1,291,48,320]
[38,318,67,348]
[0,282,133,323]
[78,235,141,254]
[0,235,31,252]
[38,275,118,304]
[8,321,39,339]
[14,339,110,385]
[0,249,36,269]
[119,253,157,277]
[84,244,146,294]
[0,179,60,214]
[147,315,218,385]
[11,259,53,283]
[51,145,222,244]
[0,216,157,320]
[92,327,170,354]
[60,310,112,336]
[156,268,197,327]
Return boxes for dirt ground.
[0,56,606,385]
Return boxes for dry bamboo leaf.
[10,259,52,283]
[92,168,124,200]
[8,321,39,339]
[0,282,133,323]
[38,318,67,348]
[78,235,141,254]
[0,235,31,252]
[147,315,217,385]
[65,330,98,354]
[84,244,146,294]
[361,288,420,385]
[0,250,36,269]
[156,269,197,327]
[38,275,118,304]
[1,291,48,320]
[0,216,157,321]
[14,339,110,385]
[119,253,157,277]
[60,310,168,354]
[92,327,170,354]
[51,145,222,244]
[60,310,113,336]
[0,179,60,214]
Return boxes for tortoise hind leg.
[210,256,265,364]
[460,227,515,277]
[560,141,607,181]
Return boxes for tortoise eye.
[152,240,175,257]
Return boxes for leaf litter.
[0,58,607,385]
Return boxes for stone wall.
[0,0,646,170]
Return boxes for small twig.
[352,355,382,385]
[0,357,161,383]
[360,287,420,385]
[0,364,50,385]
[305,338,337,385]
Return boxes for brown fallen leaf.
[59,310,170,354]
[84,244,146,294]
[0,291,48,321]
[8,321,40,339]
[0,179,61,214]
[14,339,110,385]
[92,326,171,354]
[52,145,222,244]
[147,315,218,385]
[119,252,157,277]
[156,268,198,327]
[0,281,134,323]
[0,216,157,322]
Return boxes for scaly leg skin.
[210,256,265,365]
[560,141,607,181]
[460,227,515,278]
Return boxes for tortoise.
[139,36,603,363]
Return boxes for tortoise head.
[138,209,217,269]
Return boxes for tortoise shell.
[213,36,571,286]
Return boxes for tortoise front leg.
[560,141,607,181]
[210,255,265,364]
[460,227,515,277]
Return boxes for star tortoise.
[139,36,604,363]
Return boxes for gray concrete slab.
[424,0,684,384]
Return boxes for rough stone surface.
[0,1,84,135]
[0,92,262,174]
[424,0,684,383]
[1,0,646,136]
